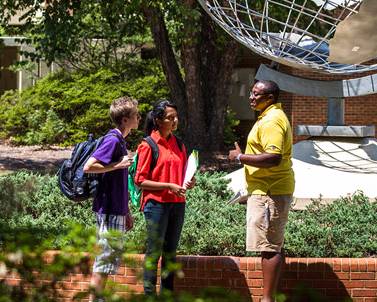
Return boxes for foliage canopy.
[0,65,239,147]
[0,64,169,147]
[1,0,151,74]
[1,0,241,150]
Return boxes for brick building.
[230,46,377,144]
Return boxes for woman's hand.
[168,183,186,197]
[184,176,196,189]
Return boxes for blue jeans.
[143,200,185,295]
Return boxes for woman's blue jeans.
[143,200,185,295]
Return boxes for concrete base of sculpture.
[225,137,377,209]
[296,125,375,137]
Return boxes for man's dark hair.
[258,80,280,101]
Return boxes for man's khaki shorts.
[246,194,292,253]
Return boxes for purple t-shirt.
[91,129,129,215]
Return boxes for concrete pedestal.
[296,125,375,137]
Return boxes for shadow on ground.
[0,143,71,174]
[0,157,65,174]
[0,144,239,175]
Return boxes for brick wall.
[235,50,377,143]
[4,255,377,302]
[279,65,377,143]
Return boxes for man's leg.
[247,195,291,302]
[261,195,290,302]
[261,251,284,302]
[160,203,185,293]
[90,214,124,301]
[89,273,108,302]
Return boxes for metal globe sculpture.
[197,0,377,74]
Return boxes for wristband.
[236,153,242,164]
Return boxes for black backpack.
[58,133,121,202]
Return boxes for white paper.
[183,150,199,188]
[228,189,249,204]
[224,168,249,204]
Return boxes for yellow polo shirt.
[244,103,295,195]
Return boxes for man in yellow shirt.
[229,80,295,302]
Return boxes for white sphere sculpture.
[198,0,377,74]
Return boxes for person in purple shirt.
[83,96,140,302]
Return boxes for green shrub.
[179,172,246,256]
[0,62,240,149]
[285,191,377,257]
[0,63,169,148]
[89,172,247,256]
[0,171,246,254]
[0,171,95,247]
[1,171,376,257]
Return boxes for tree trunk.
[146,1,239,151]
[142,4,187,129]
[210,40,239,150]
[181,1,207,150]
[182,6,239,151]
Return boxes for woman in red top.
[135,100,195,296]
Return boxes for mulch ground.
[0,143,72,174]
[0,142,239,174]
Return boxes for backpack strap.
[143,135,184,172]
[143,136,159,171]
[175,136,183,152]
[71,134,99,171]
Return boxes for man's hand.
[126,212,134,231]
[84,156,133,174]
[115,155,133,169]
[228,142,242,161]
